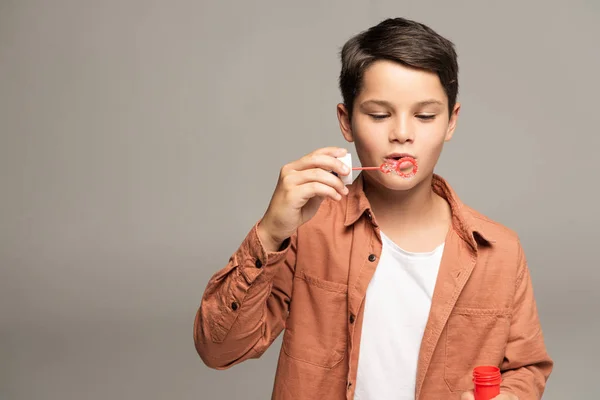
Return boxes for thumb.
[460,391,475,400]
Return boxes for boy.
[194,17,553,399]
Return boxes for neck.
[363,173,445,229]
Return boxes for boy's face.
[337,60,460,192]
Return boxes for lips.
[382,153,418,178]
[385,153,415,161]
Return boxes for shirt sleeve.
[499,241,554,398]
[193,221,296,369]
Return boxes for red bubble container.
[473,366,501,400]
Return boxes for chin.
[368,172,424,191]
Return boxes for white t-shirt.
[353,231,444,400]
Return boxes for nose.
[389,114,414,143]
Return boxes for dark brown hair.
[339,17,459,119]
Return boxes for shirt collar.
[343,173,495,250]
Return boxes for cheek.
[422,134,445,153]
[352,120,386,150]
[418,126,447,159]
[421,122,449,145]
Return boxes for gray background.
[1,0,598,399]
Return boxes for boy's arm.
[499,242,553,398]
[193,221,296,369]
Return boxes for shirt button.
[231,301,239,311]
[349,314,355,324]
[255,259,263,268]
[368,254,376,262]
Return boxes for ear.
[337,103,354,142]
[444,102,461,142]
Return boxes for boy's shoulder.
[460,203,524,252]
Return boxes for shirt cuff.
[235,221,292,285]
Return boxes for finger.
[290,153,350,176]
[287,168,348,197]
[460,391,475,400]
[296,182,342,203]
[311,147,347,158]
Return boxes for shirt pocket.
[282,270,348,369]
[443,307,512,392]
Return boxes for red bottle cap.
[472,366,501,400]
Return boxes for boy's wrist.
[257,218,286,253]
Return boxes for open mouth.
[385,154,415,161]
[383,154,418,178]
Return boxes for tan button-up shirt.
[194,174,553,399]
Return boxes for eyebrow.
[359,99,393,108]
[415,99,444,107]
[359,99,445,108]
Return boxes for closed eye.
[416,114,436,121]
[369,114,389,120]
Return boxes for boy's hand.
[258,147,350,251]
[460,391,518,400]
